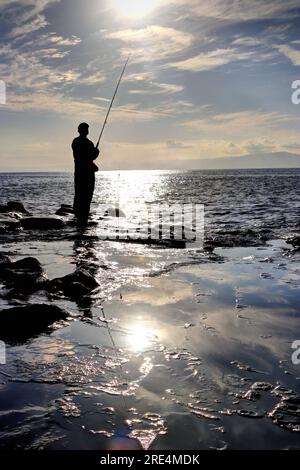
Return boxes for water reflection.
[126,324,158,352]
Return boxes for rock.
[287,236,300,247]
[251,382,272,392]
[269,395,300,432]
[99,207,126,218]
[0,256,48,293]
[9,257,43,274]
[242,390,260,401]
[48,268,98,299]
[3,220,22,231]
[56,204,74,216]
[21,217,64,230]
[63,281,90,299]
[0,304,68,344]
[7,201,29,214]
[0,205,9,213]
[0,253,11,265]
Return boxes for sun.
[112,0,159,19]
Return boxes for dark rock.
[0,253,11,265]
[63,281,90,299]
[287,236,300,247]
[9,257,43,274]
[7,201,29,214]
[3,220,22,231]
[0,304,68,344]
[0,205,9,213]
[56,204,74,216]
[251,382,272,391]
[268,396,300,432]
[0,256,48,293]
[48,269,98,299]
[21,217,64,230]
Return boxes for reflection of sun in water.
[127,324,157,352]
[112,0,160,19]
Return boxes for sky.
[0,0,300,171]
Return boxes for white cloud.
[35,33,82,47]
[8,14,48,38]
[0,0,60,22]
[164,48,253,71]
[275,44,300,65]
[105,25,194,62]
[182,110,300,136]
[171,0,300,21]
[129,82,184,95]
[232,37,263,47]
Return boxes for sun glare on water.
[112,0,160,19]
[127,324,157,352]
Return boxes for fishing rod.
[96,55,130,149]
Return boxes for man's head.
[78,122,89,137]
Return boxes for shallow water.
[0,170,299,449]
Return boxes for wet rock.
[63,281,91,299]
[287,235,300,247]
[0,303,68,344]
[269,396,300,432]
[207,228,269,248]
[4,220,22,231]
[21,217,64,230]
[56,204,74,216]
[48,269,98,299]
[0,256,48,293]
[271,385,296,397]
[99,207,126,218]
[0,253,11,265]
[0,201,29,214]
[0,205,9,213]
[9,257,43,273]
[242,389,260,401]
[0,213,22,232]
[7,201,29,214]
[251,382,272,392]
[237,409,264,419]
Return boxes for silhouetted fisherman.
[72,123,99,223]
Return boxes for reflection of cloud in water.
[124,278,193,306]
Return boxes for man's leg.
[84,174,95,219]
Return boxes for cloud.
[0,0,60,22]
[164,48,253,71]
[33,33,82,47]
[182,111,300,137]
[125,72,156,82]
[275,44,300,65]
[104,25,194,62]
[8,14,48,38]
[171,0,300,21]
[129,82,184,95]
[232,37,263,47]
